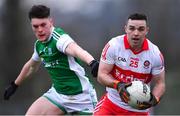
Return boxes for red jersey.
[101,34,164,112]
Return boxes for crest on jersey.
[143,60,150,69]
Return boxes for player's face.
[125,19,149,49]
[31,18,53,42]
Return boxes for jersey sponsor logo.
[42,59,60,68]
[118,57,127,62]
[111,65,152,83]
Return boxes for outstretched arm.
[4,58,41,100]
[15,58,41,85]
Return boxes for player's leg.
[26,96,65,115]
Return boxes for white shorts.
[43,86,97,114]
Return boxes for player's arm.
[138,71,165,110]
[15,58,41,85]
[4,58,41,100]
[148,53,165,106]
[151,70,165,101]
[97,61,115,87]
[98,61,131,103]
[138,53,165,110]
[65,42,94,65]
[65,42,99,77]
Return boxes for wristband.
[113,80,120,89]
[89,60,96,67]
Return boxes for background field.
[0,0,180,114]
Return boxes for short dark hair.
[28,5,50,20]
[128,13,147,22]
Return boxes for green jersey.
[32,27,91,95]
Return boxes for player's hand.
[138,93,160,110]
[89,60,99,77]
[4,81,18,100]
[117,82,132,103]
